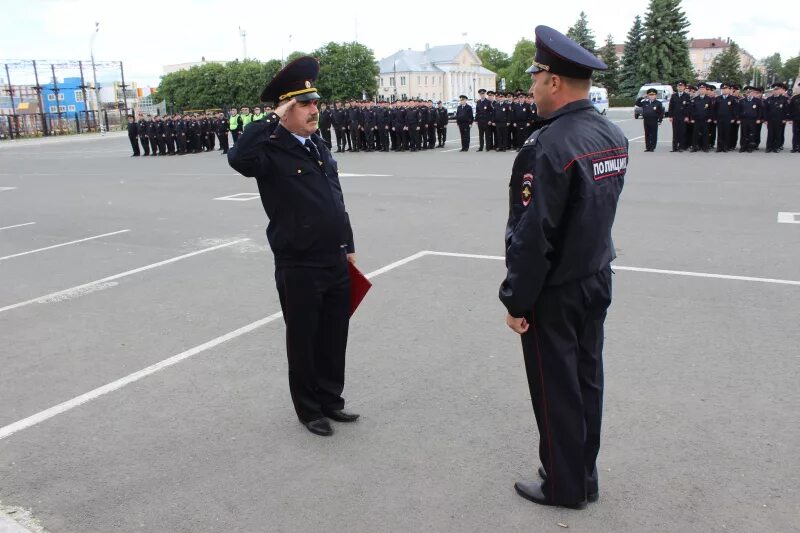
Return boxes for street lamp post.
[90,21,105,133]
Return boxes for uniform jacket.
[666,92,691,119]
[737,97,763,121]
[456,104,474,125]
[712,94,739,121]
[127,121,138,137]
[227,113,354,267]
[137,119,148,137]
[636,97,664,122]
[493,102,512,123]
[436,107,449,127]
[500,99,627,317]
[475,98,493,122]
[689,95,712,122]
[764,95,790,121]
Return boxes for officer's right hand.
[274,98,297,119]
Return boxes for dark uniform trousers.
[458,123,470,150]
[793,121,800,152]
[275,257,351,422]
[437,124,447,146]
[522,267,611,504]
[766,121,785,151]
[231,130,240,144]
[321,127,332,147]
[217,130,229,153]
[477,121,490,150]
[693,121,709,151]
[740,120,757,151]
[643,118,659,150]
[671,119,686,150]
[149,133,159,155]
[139,135,150,155]
[128,133,140,155]
[495,122,510,151]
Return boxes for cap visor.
[525,64,544,74]
[294,91,320,102]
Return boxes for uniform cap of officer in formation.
[526,25,608,79]
[646,88,657,95]
[771,82,787,90]
[459,94,468,99]
[478,88,486,94]
[698,82,711,89]
[260,56,321,103]
[675,79,687,86]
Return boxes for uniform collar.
[543,99,594,120]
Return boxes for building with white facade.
[378,44,496,102]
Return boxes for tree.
[475,43,511,90]
[762,53,783,84]
[619,15,645,97]
[707,42,745,85]
[566,11,597,54]
[312,41,379,101]
[780,56,800,84]
[501,38,537,93]
[637,0,694,86]
[595,34,621,94]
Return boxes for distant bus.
[590,87,608,115]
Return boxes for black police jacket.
[127,122,138,136]
[475,98,493,122]
[790,95,800,120]
[764,95,790,121]
[636,97,664,122]
[713,95,738,121]
[493,102,511,123]
[456,104,473,124]
[227,113,355,267]
[331,109,346,127]
[737,97,763,120]
[137,119,148,137]
[666,92,691,119]
[319,109,332,130]
[436,107,448,127]
[499,99,627,318]
[689,96,712,122]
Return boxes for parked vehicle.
[590,86,608,115]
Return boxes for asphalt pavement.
[0,110,798,532]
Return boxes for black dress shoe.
[537,467,599,502]
[324,409,360,422]
[514,481,587,510]
[303,418,333,436]
[670,149,678,152]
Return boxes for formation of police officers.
[637,80,800,153]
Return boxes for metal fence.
[0,109,132,139]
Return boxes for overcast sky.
[2,0,798,87]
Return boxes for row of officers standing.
[636,81,800,153]
[126,112,231,156]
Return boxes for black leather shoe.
[537,467,599,502]
[303,418,333,436]
[324,409,360,422]
[514,481,587,510]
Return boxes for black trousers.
[139,136,150,155]
[716,119,732,151]
[521,267,611,505]
[379,127,390,151]
[177,133,187,154]
[740,120,757,151]
[333,127,345,150]
[643,119,659,150]
[495,123,509,151]
[128,134,140,155]
[477,121,489,149]
[321,127,332,148]
[692,121,709,150]
[730,122,740,149]
[436,125,447,146]
[149,135,159,155]
[671,118,686,150]
[231,130,240,144]
[766,120,786,151]
[515,125,527,149]
[458,122,470,150]
[344,127,353,150]
[157,134,166,155]
[409,128,420,151]
[275,260,351,422]
[793,120,800,150]
[427,125,436,148]
[217,131,229,153]
[755,123,763,148]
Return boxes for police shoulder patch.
[521,173,533,207]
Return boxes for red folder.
[348,262,372,316]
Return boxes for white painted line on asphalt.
[0,249,429,441]
[0,222,36,232]
[0,229,131,262]
[339,173,392,177]
[777,212,800,224]
[0,187,18,192]
[423,251,800,286]
[629,135,645,141]
[214,193,260,201]
[0,238,250,315]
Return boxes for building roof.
[689,38,729,49]
[379,44,489,74]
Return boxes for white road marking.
[0,229,131,262]
[0,249,428,441]
[214,193,260,201]
[0,222,36,232]
[777,212,800,224]
[629,135,645,141]
[339,173,392,177]
[423,251,800,286]
[0,187,17,192]
[0,238,250,315]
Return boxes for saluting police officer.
[500,25,627,510]
[636,88,664,151]
[227,57,359,438]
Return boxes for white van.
[634,83,674,118]
[590,86,608,115]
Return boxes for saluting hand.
[274,98,297,120]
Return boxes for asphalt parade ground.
[1,109,798,532]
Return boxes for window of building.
[401,76,406,86]
[68,105,76,112]
[390,77,395,87]
[49,105,57,113]
[425,76,428,85]
[75,90,84,102]
[47,93,56,101]
[380,78,384,87]
[417,76,421,84]
[58,93,64,101]
[58,105,66,112]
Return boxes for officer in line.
[764,82,790,153]
[216,112,230,154]
[318,101,333,147]
[136,113,150,156]
[751,87,765,149]
[455,95,473,151]
[493,93,511,151]
[737,86,764,153]
[331,100,347,152]
[730,84,742,149]
[684,85,696,148]
[689,83,713,152]
[475,88,493,151]
[667,80,691,152]
[712,83,738,152]
[512,92,528,150]
[126,115,140,156]
[500,24,627,510]
[227,56,359,438]
[636,88,664,151]
[436,100,448,147]
[790,89,800,153]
